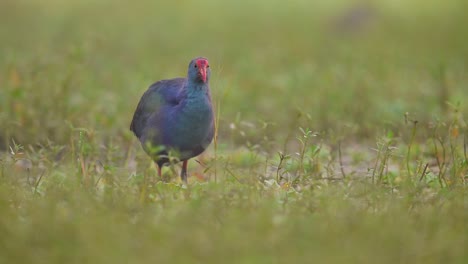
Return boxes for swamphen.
[130,57,214,183]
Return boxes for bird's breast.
[179,95,213,122]
[163,95,214,152]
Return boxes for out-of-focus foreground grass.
[0,0,467,263]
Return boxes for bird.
[130,57,214,183]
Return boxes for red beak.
[196,59,209,83]
[199,67,207,83]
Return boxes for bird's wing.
[130,78,186,138]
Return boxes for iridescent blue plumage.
[130,57,214,182]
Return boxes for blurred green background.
[1,0,467,147]
[0,1,467,263]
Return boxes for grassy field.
[0,0,467,263]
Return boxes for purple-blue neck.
[185,79,210,97]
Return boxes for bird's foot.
[180,172,188,185]
[180,160,188,185]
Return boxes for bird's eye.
[207,65,210,68]
[194,64,198,68]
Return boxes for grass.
[0,0,467,263]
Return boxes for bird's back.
[130,78,186,139]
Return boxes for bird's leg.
[180,160,188,184]
[148,163,161,185]
[156,163,162,178]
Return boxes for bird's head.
[188,57,210,84]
